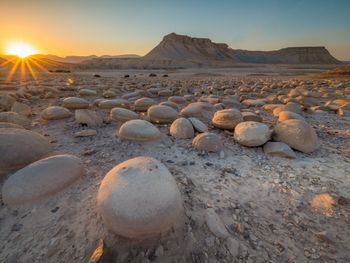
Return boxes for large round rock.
[41,106,72,120]
[147,105,178,124]
[212,109,243,130]
[273,119,319,153]
[110,107,139,122]
[170,118,194,139]
[234,121,271,147]
[2,155,83,205]
[118,119,161,142]
[97,156,183,239]
[0,128,53,176]
[63,97,89,109]
[192,132,223,152]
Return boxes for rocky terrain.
[0,68,349,263]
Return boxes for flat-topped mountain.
[144,33,340,65]
[144,33,237,62]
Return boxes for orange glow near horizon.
[0,41,65,81]
[4,41,37,58]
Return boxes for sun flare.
[5,42,37,58]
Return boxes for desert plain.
[0,58,349,263]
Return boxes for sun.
[5,42,37,58]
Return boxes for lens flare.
[5,42,37,58]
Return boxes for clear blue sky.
[1,0,349,59]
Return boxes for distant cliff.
[143,33,340,65]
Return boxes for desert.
[0,1,350,263]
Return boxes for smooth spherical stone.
[75,109,103,126]
[0,128,53,176]
[0,122,24,129]
[263,142,296,159]
[41,106,72,120]
[110,107,139,122]
[170,118,194,139]
[99,99,130,109]
[159,101,180,111]
[0,111,31,129]
[118,119,162,142]
[147,105,178,124]
[212,109,243,130]
[134,97,156,112]
[273,119,319,153]
[78,88,97,96]
[234,121,271,147]
[189,117,208,133]
[63,97,89,109]
[278,111,305,122]
[168,96,186,104]
[192,132,223,152]
[97,156,183,238]
[2,154,83,205]
[180,102,216,121]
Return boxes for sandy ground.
[0,67,349,263]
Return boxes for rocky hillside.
[144,33,238,62]
[144,33,340,65]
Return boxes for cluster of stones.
[1,74,348,242]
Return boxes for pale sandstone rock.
[147,105,178,124]
[0,128,53,176]
[97,156,183,238]
[63,97,89,109]
[170,118,194,139]
[118,119,162,142]
[273,119,319,153]
[41,106,72,120]
[2,154,83,205]
[110,107,139,122]
[234,121,271,147]
[192,132,223,152]
[212,109,243,130]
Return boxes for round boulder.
[41,106,72,120]
[134,97,156,112]
[170,118,194,139]
[147,105,178,124]
[180,102,216,122]
[273,119,319,153]
[63,97,89,109]
[2,155,83,205]
[97,156,183,238]
[110,108,139,122]
[118,119,162,142]
[0,128,53,176]
[212,109,243,130]
[192,132,223,152]
[234,121,271,147]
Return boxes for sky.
[0,0,349,60]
